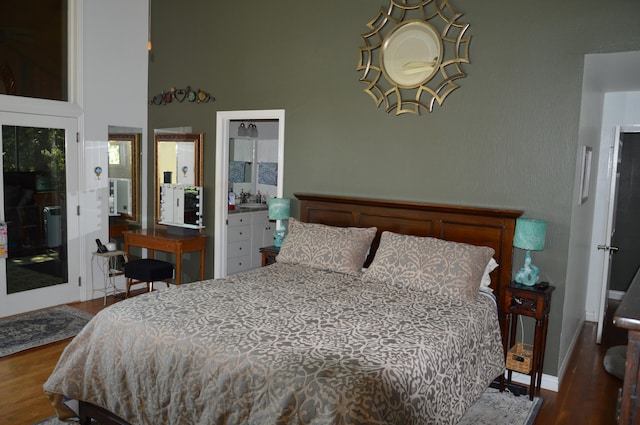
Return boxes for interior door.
[596,130,622,343]
[0,112,80,317]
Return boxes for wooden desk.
[614,278,640,425]
[123,228,206,286]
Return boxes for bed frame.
[76,193,522,425]
[296,193,522,327]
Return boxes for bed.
[44,193,522,425]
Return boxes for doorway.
[0,112,80,317]
[597,128,640,343]
[608,133,640,293]
[214,110,285,278]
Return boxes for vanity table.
[123,228,206,286]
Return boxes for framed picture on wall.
[579,145,593,205]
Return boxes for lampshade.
[268,198,290,220]
[513,218,546,251]
[238,122,247,137]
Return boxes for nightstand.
[259,245,279,267]
[502,282,554,400]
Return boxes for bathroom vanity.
[227,208,274,275]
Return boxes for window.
[0,0,68,101]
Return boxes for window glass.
[2,125,69,293]
[0,0,68,101]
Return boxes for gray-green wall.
[148,0,640,378]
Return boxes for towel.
[258,162,278,186]
[229,161,247,183]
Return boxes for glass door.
[0,112,79,316]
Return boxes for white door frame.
[594,125,640,342]
[214,110,285,279]
[0,112,81,317]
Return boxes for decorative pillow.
[362,231,495,303]
[480,258,499,293]
[276,218,377,276]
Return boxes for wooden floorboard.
[0,294,626,425]
[534,321,621,424]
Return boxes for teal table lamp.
[268,198,291,248]
[513,218,547,286]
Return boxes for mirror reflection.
[108,127,141,245]
[108,132,139,221]
[154,132,203,224]
[228,120,280,208]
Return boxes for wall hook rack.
[150,86,216,105]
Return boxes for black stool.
[124,259,174,298]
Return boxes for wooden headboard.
[296,193,522,321]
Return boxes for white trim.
[557,317,585,385]
[0,95,82,118]
[214,110,285,279]
[509,372,559,393]
[609,290,625,301]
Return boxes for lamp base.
[273,219,287,248]
[273,229,285,248]
[514,250,540,286]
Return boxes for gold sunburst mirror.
[357,0,471,115]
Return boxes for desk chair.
[124,258,174,298]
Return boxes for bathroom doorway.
[214,110,285,278]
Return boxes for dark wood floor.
[0,294,627,425]
[534,324,622,424]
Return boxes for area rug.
[0,305,93,357]
[459,387,543,425]
[33,387,542,425]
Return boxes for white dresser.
[227,210,273,275]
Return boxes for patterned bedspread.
[44,263,505,425]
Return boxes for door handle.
[597,245,620,252]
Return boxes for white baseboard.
[608,290,625,301]
[509,371,559,393]
[557,317,585,385]
[585,311,597,322]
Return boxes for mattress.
[44,262,504,424]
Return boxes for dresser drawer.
[227,240,251,259]
[507,287,547,317]
[228,225,251,242]
[228,213,251,227]
[146,239,176,252]
[227,255,251,274]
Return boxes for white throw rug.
[459,387,543,425]
[34,387,542,425]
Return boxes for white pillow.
[480,258,499,292]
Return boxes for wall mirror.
[154,132,203,224]
[228,129,280,204]
[108,130,140,223]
